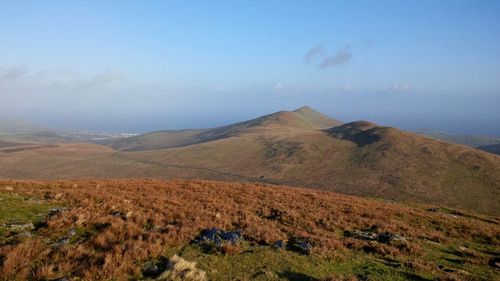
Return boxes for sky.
[0,0,499,135]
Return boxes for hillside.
[107,106,341,151]
[124,119,500,215]
[0,179,498,280]
[0,107,499,215]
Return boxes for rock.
[345,230,406,245]
[142,261,161,278]
[378,232,408,248]
[111,210,126,219]
[142,257,169,278]
[50,228,76,248]
[17,231,33,238]
[219,231,242,245]
[287,237,313,255]
[344,230,378,241]
[48,207,66,219]
[377,232,405,243]
[4,222,35,231]
[191,228,242,247]
[376,232,393,243]
[272,240,286,249]
[426,207,439,212]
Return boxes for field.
[0,179,498,280]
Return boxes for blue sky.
[1,0,499,135]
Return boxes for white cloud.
[273,82,284,92]
[341,85,351,92]
[0,65,127,96]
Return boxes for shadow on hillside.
[278,271,319,281]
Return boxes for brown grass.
[0,179,499,280]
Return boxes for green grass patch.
[167,243,434,281]
[421,239,499,280]
[0,192,55,225]
[0,191,57,245]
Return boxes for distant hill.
[0,118,47,136]
[0,118,136,144]
[416,129,500,156]
[0,107,499,215]
[478,143,500,155]
[107,106,341,151]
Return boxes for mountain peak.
[291,106,342,129]
[293,105,316,114]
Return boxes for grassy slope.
[125,122,500,215]
[0,108,499,215]
[107,106,341,151]
[107,129,208,151]
[0,179,498,280]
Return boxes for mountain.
[479,143,500,155]
[123,118,500,215]
[0,107,499,215]
[107,106,341,151]
[1,179,498,280]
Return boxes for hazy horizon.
[1,0,499,135]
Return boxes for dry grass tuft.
[158,255,207,281]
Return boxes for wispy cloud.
[0,65,28,84]
[303,45,325,63]
[304,45,353,69]
[273,82,284,92]
[77,71,125,90]
[388,83,411,92]
[0,65,127,96]
[319,45,352,68]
